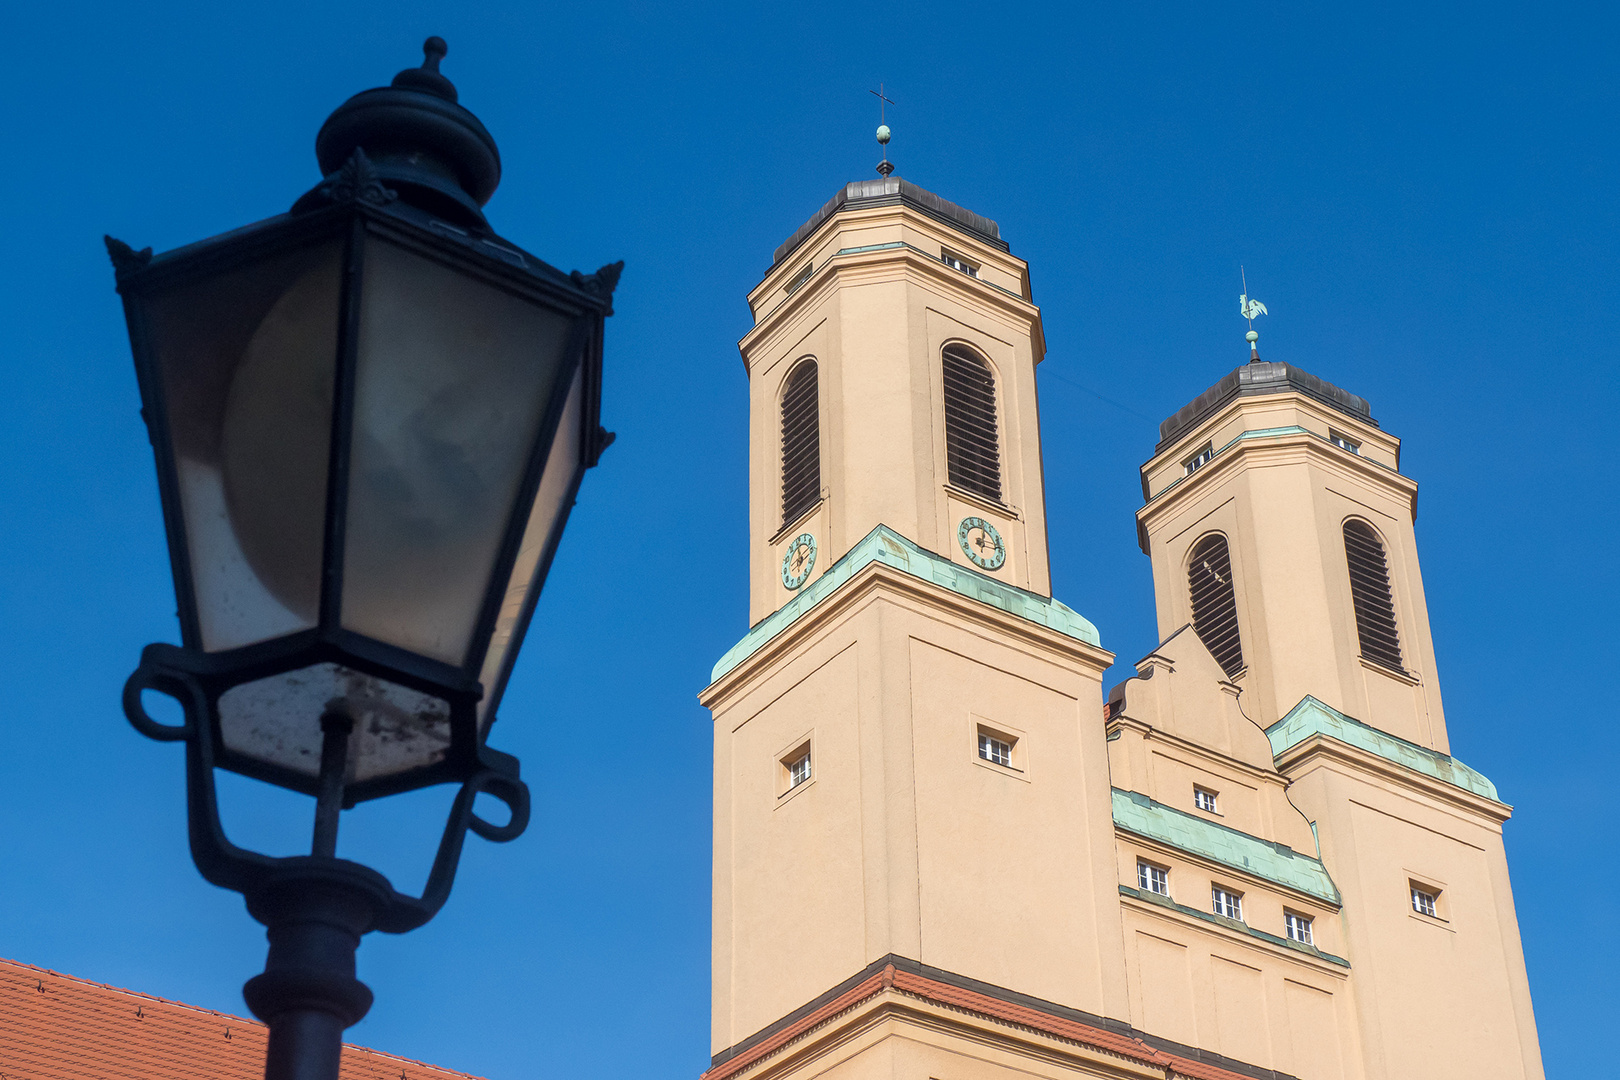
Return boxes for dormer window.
[1183,444,1214,476]
[941,249,979,277]
[1330,430,1361,454]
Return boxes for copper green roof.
[710,525,1100,684]
[1266,695,1501,802]
[1111,788,1341,905]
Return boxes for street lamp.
[105,37,620,1080]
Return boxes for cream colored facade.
[700,178,1543,1080]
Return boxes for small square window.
[1213,885,1244,921]
[978,731,1013,767]
[1183,444,1214,476]
[1193,786,1218,813]
[780,744,810,793]
[1330,430,1361,454]
[1285,911,1314,945]
[1411,883,1439,918]
[941,250,980,277]
[1137,860,1169,897]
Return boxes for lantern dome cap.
[304,37,501,228]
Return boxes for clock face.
[781,533,817,590]
[958,517,1006,571]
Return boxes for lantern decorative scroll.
[107,37,620,1080]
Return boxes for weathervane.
[1239,265,1267,361]
[870,83,895,177]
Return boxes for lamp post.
[105,37,620,1080]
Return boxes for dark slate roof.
[1157,360,1376,452]
[771,177,1007,270]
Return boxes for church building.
[698,175,1544,1080]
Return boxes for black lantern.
[107,37,620,1080]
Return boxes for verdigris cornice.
[1112,788,1342,905]
[1267,695,1501,803]
[709,525,1099,684]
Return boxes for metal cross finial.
[1238,265,1268,362]
[871,83,896,177]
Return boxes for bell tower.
[1135,352,1450,748]
[738,177,1053,624]
[702,177,1125,1075]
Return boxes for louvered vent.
[780,359,821,525]
[1188,533,1244,678]
[943,345,1002,502]
[1343,519,1404,671]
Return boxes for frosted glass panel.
[343,239,574,665]
[218,662,451,781]
[145,243,343,651]
[476,365,583,728]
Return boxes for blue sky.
[2,1,1614,1077]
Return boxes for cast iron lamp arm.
[122,647,531,933]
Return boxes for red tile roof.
[703,963,1271,1080]
[0,957,485,1080]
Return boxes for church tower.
[1134,356,1447,745]
[701,176,1132,1074]
[737,177,1053,622]
[700,173,1543,1080]
[1115,347,1543,1079]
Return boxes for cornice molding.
[1106,715,1286,788]
[1112,788,1342,905]
[1266,696,1506,821]
[740,241,1042,364]
[1119,886,1350,970]
[1135,428,1418,557]
[703,526,1108,705]
[751,196,1027,304]
[704,955,1302,1080]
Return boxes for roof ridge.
[1,956,491,1078]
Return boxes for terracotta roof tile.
[0,957,484,1080]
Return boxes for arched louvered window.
[1188,533,1244,678]
[1344,519,1404,671]
[780,358,821,525]
[943,344,1002,502]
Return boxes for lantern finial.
[390,36,456,102]
[297,35,501,227]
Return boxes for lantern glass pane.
[343,238,575,666]
[218,662,451,782]
[475,364,584,727]
[144,241,344,651]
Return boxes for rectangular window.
[1411,884,1439,917]
[1212,885,1244,921]
[786,262,813,294]
[1193,786,1218,813]
[978,732,1013,767]
[1183,444,1214,475]
[1285,911,1314,944]
[786,750,811,790]
[1137,860,1169,896]
[941,250,980,277]
[1330,430,1361,454]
